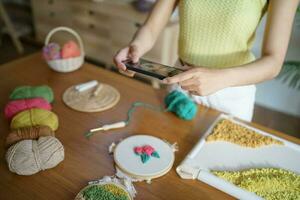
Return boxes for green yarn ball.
[164,90,198,120]
[9,85,54,103]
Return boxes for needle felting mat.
[63,83,120,112]
[176,114,300,200]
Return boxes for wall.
[252,12,300,117]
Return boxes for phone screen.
[123,58,184,80]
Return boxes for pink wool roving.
[4,97,52,120]
[61,40,81,59]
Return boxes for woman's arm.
[114,0,178,73]
[164,0,299,96]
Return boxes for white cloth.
[172,61,256,121]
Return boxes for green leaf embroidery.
[151,151,160,158]
[141,153,150,164]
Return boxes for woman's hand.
[163,66,229,96]
[113,44,142,77]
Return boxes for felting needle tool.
[75,80,98,92]
[92,83,103,97]
[85,121,127,138]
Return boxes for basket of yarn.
[43,26,84,73]
[4,85,64,175]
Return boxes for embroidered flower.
[134,146,143,155]
[143,145,155,156]
[134,145,160,164]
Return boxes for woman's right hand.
[113,44,142,77]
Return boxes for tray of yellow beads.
[176,114,300,200]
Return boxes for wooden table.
[0,53,299,200]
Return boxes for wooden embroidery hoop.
[75,182,133,200]
[113,135,175,181]
[63,83,120,112]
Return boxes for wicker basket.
[44,27,85,73]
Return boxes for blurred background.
[0,0,299,137]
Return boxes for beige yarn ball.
[6,136,64,175]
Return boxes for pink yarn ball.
[61,40,81,59]
[4,98,52,120]
[43,43,61,61]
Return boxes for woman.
[114,0,299,121]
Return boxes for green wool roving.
[9,85,54,103]
[165,90,198,120]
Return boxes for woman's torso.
[178,0,267,68]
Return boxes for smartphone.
[123,58,184,80]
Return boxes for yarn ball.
[61,40,81,59]
[4,97,52,120]
[43,42,61,61]
[11,108,59,131]
[5,125,55,148]
[9,85,54,103]
[164,90,198,120]
[6,136,64,175]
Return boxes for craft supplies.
[177,114,300,200]
[4,85,64,176]
[10,108,59,131]
[112,135,177,182]
[85,102,162,138]
[63,81,120,113]
[5,126,54,147]
[6,136,64,176]
[86,121,127,137]
[75,176,135,200]
[206,119,283,147]
[85,90,198,137]
[61,40,81,59]
[44,27,84,72]
[4,97,52,119]
[213,168,300,200]
[9,85,54,103]
[165,90,198,120]
[43,42,61,60]
[74,80,99,92]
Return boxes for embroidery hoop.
[113,135,176,182]
[63,83,120,112]
[75,182,133,200]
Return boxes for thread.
[9,85,54,103]
[165,90,198,120]
[6,136,64,176]
[4,97,52,120]
[5,125,55,148]
[85,90,197,138]
[10,108,59,131]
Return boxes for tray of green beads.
[75,182,132,200]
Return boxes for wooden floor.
[1,36,299,138]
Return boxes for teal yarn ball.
[164,90,198,120]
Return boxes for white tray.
[176,114,300,200]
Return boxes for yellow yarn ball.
[10,108,59,131]
[6,136,64,175]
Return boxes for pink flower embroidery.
[143,145,155,156]
[134,145,160,164]
[134,146,143,155]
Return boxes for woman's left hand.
[162,66,229,96]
